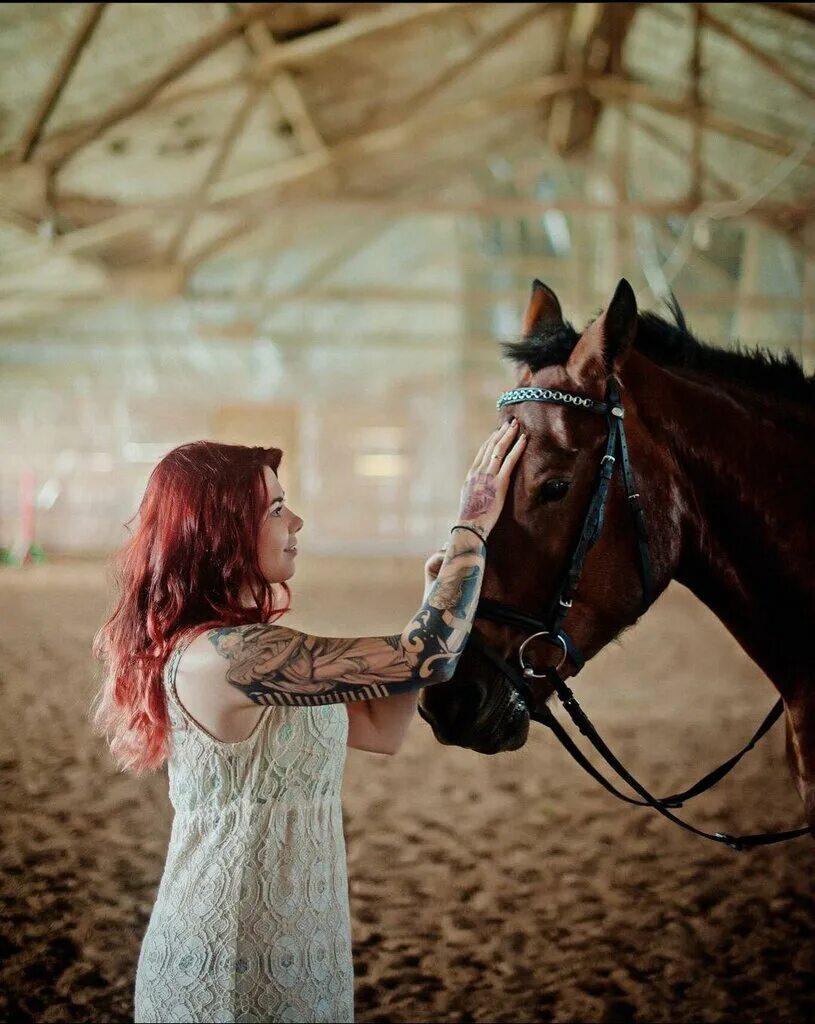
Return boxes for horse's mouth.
[418,670,531,754]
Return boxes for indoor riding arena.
[2,4,814,1024]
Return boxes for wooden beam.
[549,2,604,155]
[217,191,815,219]
[186,283,815,314]
[249,3,480,79]
[210,73,583,203]
[702,5,815,102]
[164,82,264,263]
[35,2,478,168]
[14,3,106,163]
[240,12,328,157]
[377,5,549,125]
[628,111,814,257]
[589,77,815,168]
[689,4,704,207]
[6,208,153,273]
[32,5,289,168]
[755,3,815,26]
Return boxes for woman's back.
[134,636,354,1024]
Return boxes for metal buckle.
[519,631,568,677]
[715,832,746,852]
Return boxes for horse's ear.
[523,279,564,337]
[566,279,637,385]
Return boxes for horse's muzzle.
[418,653,531,753]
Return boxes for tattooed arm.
[207,527,484,707]
[206,419,526,708]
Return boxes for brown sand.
[1,558,812,1024]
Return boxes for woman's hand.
[455,419,526,539]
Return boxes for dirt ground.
[1,558,812,1024]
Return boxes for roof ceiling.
[0,2,813,335]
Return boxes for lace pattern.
[134,638,353,1023]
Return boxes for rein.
[473,382,810,850]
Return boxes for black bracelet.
[450,524,487,548]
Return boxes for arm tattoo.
[208,531,485,707]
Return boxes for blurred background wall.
[0,2,812,559]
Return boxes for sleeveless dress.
[134,637,354,1024]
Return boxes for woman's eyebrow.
[269,494,285,505]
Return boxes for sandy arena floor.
[1,558,812,1023]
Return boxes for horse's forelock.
[501,321,581,372]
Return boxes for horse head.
[420,279,684,753]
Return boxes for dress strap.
[163,628,272,747]
[163,630,198,707]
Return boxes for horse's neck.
[631,354,815,693]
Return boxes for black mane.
[503,298,815,409]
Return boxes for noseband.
[470,380,809,850]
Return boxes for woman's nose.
[291,513,304,533]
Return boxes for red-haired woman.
[94,421,525,1024]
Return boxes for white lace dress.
[134,638,354,1024]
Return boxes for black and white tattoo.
[207,530,485,707]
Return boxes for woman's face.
[257,466,303,583]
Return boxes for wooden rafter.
[590,77,815,168]
[186,283,815,314]
[34,2,478,168]
[182,215,269,269]
[14,3,106,163]
[239,12,328,157]
[756,3,815,26]
[32,5,284,168]
[628,111,813,256]
[702,6,815,102]
[376,5,550,126]
[248,3,480,79]
[209,73,583,203]
[216,193,814,219]
[164,82,264,264]
[689,4,704,207]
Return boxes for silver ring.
[518,631,568,677]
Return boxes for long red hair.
[93,441,290,774]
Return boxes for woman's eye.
[269,506,284,518]
[539,480,570,503]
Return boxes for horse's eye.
[539,480,570,503]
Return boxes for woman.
[93,419,525,1024]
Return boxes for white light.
[354,427,405,449]
[542,211,572,256]
[354,453,407,478]
[37,479,60,509]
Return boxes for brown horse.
[420,278,815,838]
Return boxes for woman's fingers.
[480,419,520,472]
[495,431,527,482]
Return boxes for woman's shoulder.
[175,622,299,678]
[174,627,231,678]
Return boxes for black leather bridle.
[470,381,810,850]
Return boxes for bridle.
[468,381,810,850]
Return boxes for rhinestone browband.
[496,387,608,414]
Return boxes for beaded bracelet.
[450,523,487,548]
